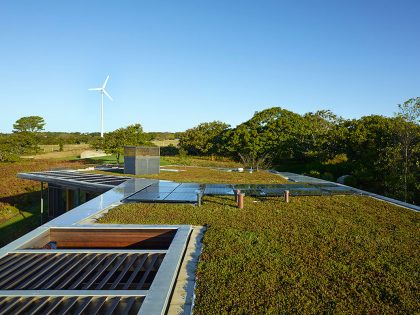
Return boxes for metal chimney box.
[124,146,160,175]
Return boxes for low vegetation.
[99,195,419,314]
[140,166,289,184]
[161,155,242,168]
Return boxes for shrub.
[160,144,179,156]
[343,175,358,187]
[324,153,348,165]
[321,172,335,181]
[178,148,191,165]
[308,170,321,178]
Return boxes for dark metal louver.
[0,253,164,291]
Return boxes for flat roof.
[123,181,360,204]
[17,170,132,193]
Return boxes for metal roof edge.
[269,170,420,212]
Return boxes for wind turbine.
[88,75,113,137]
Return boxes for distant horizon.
[1,1,419,133]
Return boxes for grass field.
[38,143,90,153]
[151,139,179,147]
[22,144,91,160]
[99,174,419,313]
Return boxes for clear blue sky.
[1,1,419,133]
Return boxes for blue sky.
[1,1,419,133]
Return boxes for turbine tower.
[88,75,113,137]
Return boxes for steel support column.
[40,182,44,225]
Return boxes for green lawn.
[0,205,45,247]
[99,193,419,313]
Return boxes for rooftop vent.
[124,146,160,175]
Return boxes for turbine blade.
[103,89,113,101]
[102,75,110,89]
[88,88,102,91]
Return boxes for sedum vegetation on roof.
[139,166,290,184]
[98,168,419,314]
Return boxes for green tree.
[0,134,23,162]
[226,107,306,168]
[179,121,230,157]
[303,110,344,159]
[343,113,419,203]
[10,116,45,154]
[92,124,149,164]
[13,116,45,133]
[395,97,420,202]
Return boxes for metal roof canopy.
[17,170,132,193]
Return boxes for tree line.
[178,98,420,204]
[0,116,177,162]
[1,98,418,204]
